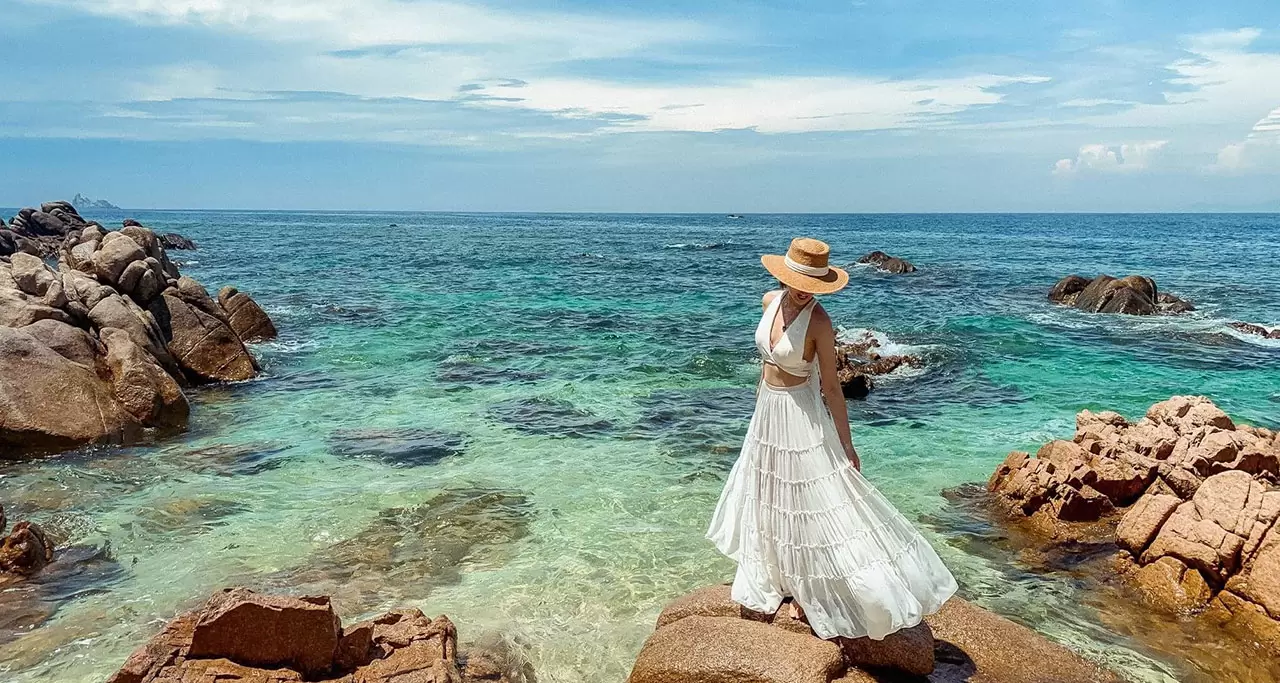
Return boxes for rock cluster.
[108,588,523,683]
[627,584,1119,683]
[1229,321,1280,340]
[856,250,916,274]
[987,397,1280,652]
[833,332,922,398]
[1,200,275,455]
[0,504,54,577]
[1048,274,1193,315]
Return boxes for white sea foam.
[835,327,934,380]
[663,241,729,250]
[1030,307,1280,348]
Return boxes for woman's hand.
[843,441,861,471]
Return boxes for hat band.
[785,254,829,277]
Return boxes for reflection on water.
[1,212,1278,682]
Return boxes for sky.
[1,0,1279,212]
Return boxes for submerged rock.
[628,584,1121,683]
[856,250,916,274]
[487,396,614,438]
[0,506,54,577]
[1048,274,1194,315]
[328,427,466,467]
[107,587,478,683]
[274,488,533,612]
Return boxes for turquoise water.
[1,212,1278,682]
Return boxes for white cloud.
[1211,105,1280,172]
[467,74,1050,134]
[27,0,707,55]
[1053,140,1168,174]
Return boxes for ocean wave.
[836,327,935,380]
[663,242,730,250]
[1028,308,1280,349]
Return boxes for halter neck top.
[755,291,817,378]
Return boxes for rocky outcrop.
[108,587,519,683]
[0,202,275,455]
[833,331,922,399]
[158,232,198,250]
[1048,274,1193,315]
[0,505,55,577]
[71,193,120,210]
[219,286,278,342]
[1229,321,1280,340]
[856,250,916,274]
[0,202,92,257]
[987,396,1280,654]
[628,584,1120,683]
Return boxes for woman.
[706,237,957,641]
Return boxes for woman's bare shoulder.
[810,304,835,336]
[762,290,781,309]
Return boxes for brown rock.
[925,598,1122,683]
[91,232,146,285]
[100,327,189,429]
[1047,275,1089,304]
[0,520,55,575]
[188,588,341,678]
[219,286,278,342]
[1146,396,1235,434]
[152,291,258,383]
[627,615,844,683]
[1228,525,1280,620]
[1036,440,1088,470]
[0,326,141,454]
[1203,590,1280,653]
[837,622,934,676]
[20,319,101,368]
[1130,556,1213,613]
[1116,493,1181,555]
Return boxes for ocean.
[2,211,1278,682]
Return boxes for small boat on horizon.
[727,213,744,219]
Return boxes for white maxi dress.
[706,292,957,640]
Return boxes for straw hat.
[761,238,849,294]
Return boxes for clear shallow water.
[1,212,1278,682]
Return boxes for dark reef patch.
[328,427,467,467]
[264,487,533,614]
[487,397,615,438]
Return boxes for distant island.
[71,193,121,210]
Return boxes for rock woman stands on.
[706,237,957,640]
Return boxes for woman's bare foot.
[787,601,805,621]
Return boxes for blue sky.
[1,0,1279,211]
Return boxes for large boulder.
[0,510,55,576]
[187,588,341,678]
[100,327,189,429]
[0,326,141,453]
[152,290,258,383]
[90,231,146,286]
[630,585,1121,683]
[219,286,278,342]
[108,588,466,683]
[856,250,916,274]
[1049,274,1192,315]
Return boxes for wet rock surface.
[628,584,1120,683]
[272,488,534,613]
[833,330,923,399]
[1,203,276,454]
[106,587,513,683]
[985,396,1280,661]
[856,250,917,274]
[1230,321,1280,340]
[1048,274,1194,315]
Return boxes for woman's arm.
[811,307,860,470]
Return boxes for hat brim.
[761,254,849,294]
